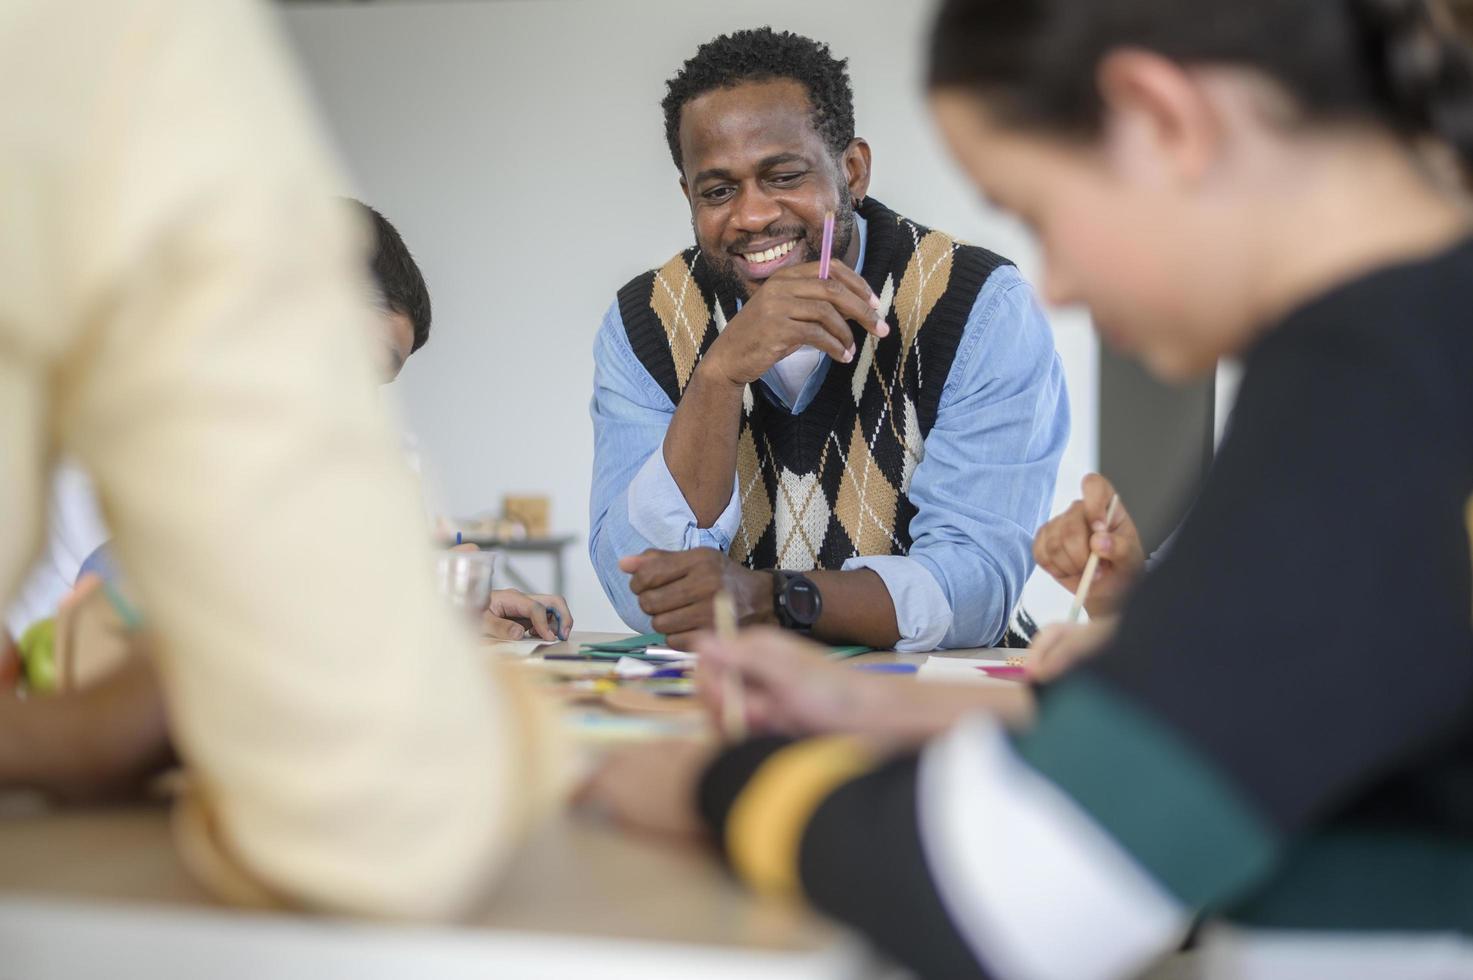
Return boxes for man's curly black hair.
[662,27,855,173]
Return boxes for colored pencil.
[713,591,746,741]
[818,210,835,280]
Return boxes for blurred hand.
[483,590,573,642]
[692,626,879,736]
[1033,474,1145,618]
[577,739,716,839]
[693,627,1035,740]
[1026,618,1119,683]
[619,548,773,649]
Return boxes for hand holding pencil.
[698,211,888,388]
[1034,474,1145,620]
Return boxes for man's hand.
[619,548,773,649]
[1033,473,1145,618]
[483,590,573,642]
[576,739,716,839]
[702,260,888,387]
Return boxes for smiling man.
[589,28,1069,651]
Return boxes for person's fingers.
[693,627,819,695]
[531,595,573,638]
[1026,624,1074,681]
[482,614,526,641]
[651,603,712,644]
[1032,526,1052,572]
[1090,531,1115,558]
[1027,647,1064,683]
[626,551,694,593]
[786,299,857,359]
[526,603,557,641]
[1034,522,1070,580]
[793,275,887,337]
[487,589,531,618]
[1044,500,1092,572]
[823,260,890,334]
[1080,473,1128,530]
[1027,619,1117,681]
[1043,522,1082,582]
[1058,517,1093,574]
[618,551,655,575]
[638,564,724,618]
[665,629,704,652]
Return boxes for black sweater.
[700,238,1473,978]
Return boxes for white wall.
[280,0,1098,632]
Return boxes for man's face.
[379,309,415,383]
[678,79,860,300]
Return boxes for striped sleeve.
[699,724,1190,979]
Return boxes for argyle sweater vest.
[617,198,1011,573]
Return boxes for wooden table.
[0,630,936,980]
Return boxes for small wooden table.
[461,534,578,596]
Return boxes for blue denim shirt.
[588,225,1069,651]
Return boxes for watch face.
[787,580,822,624]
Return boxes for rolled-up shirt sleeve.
[841,554,954,653]
[589,303,738,629]
[628,449,742,553]
[894,267,1069,650]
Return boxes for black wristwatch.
[772,571,823,632]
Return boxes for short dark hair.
[927,0,1473,169]
[662,27,855,173]
[352,200,432,353]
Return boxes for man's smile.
[732,235,804,280]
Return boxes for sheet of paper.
[917,655,1019,685]
[483,637,555,657]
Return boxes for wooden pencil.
[713,591,746,741]
[1067,493,1121,623]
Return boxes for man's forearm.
[806,568,902,649]
[662,359,746,527]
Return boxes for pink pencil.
[818,210,835,280]
[978,665,1028,681]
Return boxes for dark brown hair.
[927,0,1473,167]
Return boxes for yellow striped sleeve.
[726,737,876,898]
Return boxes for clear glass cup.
[435,550,496,616]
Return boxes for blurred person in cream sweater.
[0,0,564,917]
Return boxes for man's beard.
[701,196,858,302]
